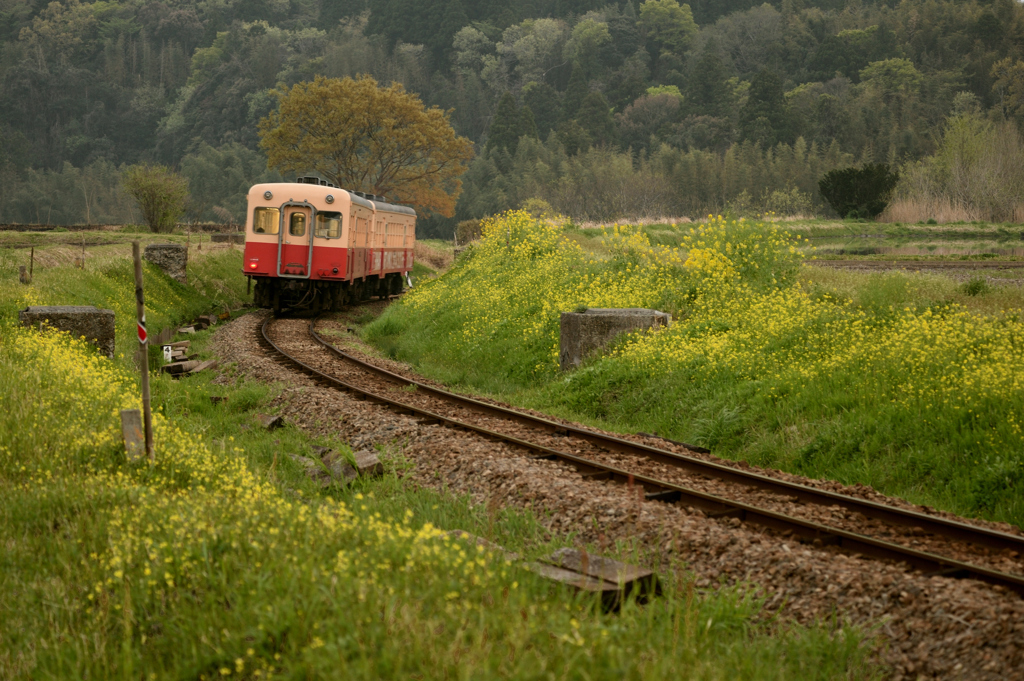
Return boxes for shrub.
[121,164,189,233]
[455,219,482,244]
[961,277,991,296]
[818,163,899,219]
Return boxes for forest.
[3,0,1024,235]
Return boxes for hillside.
[3,0,1024,233]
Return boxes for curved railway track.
[259,313,1024,597]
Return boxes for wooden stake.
[29,246,34,277]
[132,242,154,460]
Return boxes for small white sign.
[162,345,172,362]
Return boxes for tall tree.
[522,82,561,138]
[638,0,697,57]
[517,104,540,141]
[686,40,731,119]
[259,76,474,216]
[576,91,617,147]
[563,63,589,121]
[487,92,521,153]
[739,69,789,147]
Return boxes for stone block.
[258,414,283,430]
[322,450,358,485]
[19,305,115,358]
[143,243,188,283]
[559,308,670,371]
[353,449,384,478]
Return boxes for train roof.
[248,181,416,217]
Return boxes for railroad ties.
[258,314,1024,599]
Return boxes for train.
[242,176,416,312]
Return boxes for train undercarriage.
[251,272,406,313]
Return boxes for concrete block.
[322,450,358,485]
[258,414,283,430]
[143,243,188,283]
[353,449,384,478]
[559,308,670,371]
[19,305,115,358]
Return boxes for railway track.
[259,313,1024,597]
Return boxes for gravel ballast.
[211,310,1024,680]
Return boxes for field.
[365,213,1024,529]
[0,234,877,678]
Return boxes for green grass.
[0,241,880,678]
[364,214,1024,529]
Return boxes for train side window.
[289,212,306,237]
[253,207,280,234]
[315,212,342,238]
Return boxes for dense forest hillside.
[2,0,1024,233]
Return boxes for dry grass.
[577,216,694,230]
[882,197,1024,224]
[414,241,454,272]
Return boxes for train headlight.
[264,191,273,200]
[325,194,334,204]
[249,261,259,269]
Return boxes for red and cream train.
[242,177,416,312]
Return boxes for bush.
[122,164,189,233]
[455,219,482,244]
[818,163,899,219]
[961,277,992,296]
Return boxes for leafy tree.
[562,63,589,121]
[518,105,540,141]
[557,119,590,156]
[638,0,697,57]
[564,19,611,79]
[686,40,731,119]
[576,91,617,147]
[259,75,473,216]
[431,0,470,63]
[522,82,561,138]
[739,70,789,147]
[180,143,280,223]
[487,92,521,153]
[122,164,190,233]
[818,164,899,219]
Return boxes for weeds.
[367,211,1024,527]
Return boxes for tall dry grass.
[414,241,454,271]
[890,115,1024,223]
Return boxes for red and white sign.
[137,321,147,344]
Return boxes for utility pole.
[132,242,154,460]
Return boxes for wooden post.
[29,246,34,277]
[132,242,154,460]
[81,234,86,266]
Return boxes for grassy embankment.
[365,213,1024,528]
[0,237,877,678]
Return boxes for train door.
[351,212,367,280]
[373,219,384,273]
[278,202,313,278]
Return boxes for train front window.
[290,213,306,237]
[253,207,279,234]
[315,212,342,238]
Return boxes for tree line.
[3,0,1024,233]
